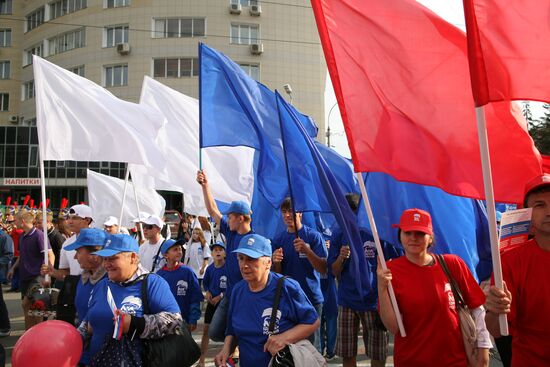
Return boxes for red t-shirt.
[10,228,23,257]
[500,239,550,366]
[386,254,485,367]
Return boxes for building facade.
[0,0,326,210]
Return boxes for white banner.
[87,170,165,228]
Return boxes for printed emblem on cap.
[247,238,255,246]
[413,213,421,222]
[105,239,111,246]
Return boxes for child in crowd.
[199,241,227,367]
[184,227,211,286]
[157,239,203,331]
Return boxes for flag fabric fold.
[463,0,550,106]
[87,170,165,228]
[276,91,370,292]
[132,76,254,215]
[33,56,166,167]
[199,43,319,207]
[311,0,541,204]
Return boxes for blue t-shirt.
[320,271,338,317]
[328,228,403,311]
[85,274,180,363]
[219,216,253,296]
[157,264,204,324]
[272,225,327,305]
[75,273,108,324]
[227,272,318,367]
[203,263,227,298]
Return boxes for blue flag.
[276,91,371,292]
[199,43,318,208]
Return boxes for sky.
[323,0,544,159]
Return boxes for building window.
[105,64,128,87]
[0,29,11,47]
[105,25,129,47]
[230,23,259,45]
[154,18,205,38]
[153,58,199,78]
[26,7,45,32]
[23,81,35,101]
[239,63,259,81]
[48,28,86,55]
[0,0,12,14]
[29,145,39,167]
[0,93,8,111]
[49,0,87,20]
[106,0,130,8]
[68,65,85,76]
[0,61,9,79]
[24,43,43,66]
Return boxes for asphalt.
[0,284,504,367]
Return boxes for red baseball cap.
[524,174,550,202]
[392,208,433,235]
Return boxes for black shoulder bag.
[269,276,295,367]
[140,273,201,367]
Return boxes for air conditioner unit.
[8,115,19,124]
[229,3,242,14]
[250,4,261,16]
[250,43,263,55]
[116,42,131,55]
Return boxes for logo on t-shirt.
[363,240,376,259]
[177,280,188,296]
[120,296,142,315]
[444,283,456,310]
[261,307,282,335]
[219,275,227,290]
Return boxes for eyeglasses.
[143,224,154,230]
[68,215,84,220]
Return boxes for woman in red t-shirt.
[377,208,491,367]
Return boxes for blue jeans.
[320,312,337,357]
[0,263,8,284]
[208,296,229,342]
[309,303,323,353]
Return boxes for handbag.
[140,274,201,367]
[268,277,327,367]
[436,254,478,367]
[89,334,142,367]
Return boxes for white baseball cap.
[69,204,93,220]
[142,215,164,228]
[103,216,119,227]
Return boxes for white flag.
[33,56,166,167]
[87,170,165,228]
[131,76,254,214]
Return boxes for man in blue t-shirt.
[271,197,327,352]
[197,170,253,343]
[328,194,402,367]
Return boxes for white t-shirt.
[184,241,211,279]
[139,236,165,272]
[59,234,83,276]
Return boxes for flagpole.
[356,172,406,337]
[118,166,130,234]
[475,106,509,336]
[39,156,50,284]
[130,172,144,240]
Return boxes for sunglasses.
[143,224,155,230]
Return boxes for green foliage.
[526,102,550,155]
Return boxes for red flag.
[542,155,550,175]
[463,0,550,106]
[311,0,541,204]
[23,195,30,207]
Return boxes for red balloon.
[12,320,83,367]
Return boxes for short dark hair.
[280,197,292,211]
[524,185,550,208]
[345,193,360,213]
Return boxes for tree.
[527,102,550,155]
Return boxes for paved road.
[0,284,504,367]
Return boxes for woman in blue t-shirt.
[214,234,319,367]
[78,234,181,364]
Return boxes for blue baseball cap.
[233,234,272,259]
[160,239,185,256]
[223,201,252,216]
[93,234,139,257]
[210,241,226,250]
[65,228,107,251]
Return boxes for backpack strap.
[436,254,466,307]
[268,276,288,335]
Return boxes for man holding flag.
[485,175,550,366]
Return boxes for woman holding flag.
[377,209,491,367]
